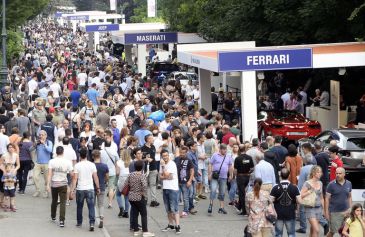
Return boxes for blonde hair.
[120,149,132,168]
[309,165,322,179]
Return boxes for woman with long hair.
[342,203,365,237]
[116,149,132,218]
[246,178,274,237]
[119,127,131,151]
[17,132,33,194]
[300,165,324,237]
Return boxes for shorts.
[305,206,323,219]
[4,188,15,197]
[108,176,116,191]
[329,212,345,233]
[195,175,202,183]
[162,189,179,214]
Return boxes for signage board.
[147,0,156,18]
[66,15,89,21]
[85,24,120,32]
[218,48,313,71]
[124,32,178,45]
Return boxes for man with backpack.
[270,168,300,237]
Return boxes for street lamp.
[0,0,7,92]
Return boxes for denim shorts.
[162,189,179,213]
[4,188,15,197]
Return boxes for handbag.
[265,199,277,224]
[212,155,226,180]
[301,183,316,207]
[121,183,129,196]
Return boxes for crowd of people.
[0,18,365,237]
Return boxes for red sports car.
[258,110,321,141]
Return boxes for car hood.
[272,115,307,124]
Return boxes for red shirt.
[330,156,343,181]
[222,132,235,145]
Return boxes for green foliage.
[6,30,24,62]
[129,0,163,23]
[4,0,50,29]
[160,0,365,46]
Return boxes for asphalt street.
[0,182,315,237]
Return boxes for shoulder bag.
[265,197,278,224]
[121,175,130,196]
[300,182,316,207]
[212,155,226,180]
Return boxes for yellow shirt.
[346,217,364,237]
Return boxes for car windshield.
[346,138,365,150]
[271,110,299,119]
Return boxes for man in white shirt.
[160,150,181,234]
[47,146,73,227]
[320,90,330,106]
[281,89,291,106]
[50,78,62,100]
[0,124,9,156]
[71,148,100,231]
[77,68,88,92]
[28,76,38,96]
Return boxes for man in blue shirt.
[33,130,53,198]
[70,85,81,108]
[134,120,152,147]
[85,83,99,105]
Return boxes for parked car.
[258,110,322,141]
[169,71,198,86]
[298,128,365,173]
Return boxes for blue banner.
[55,12,63,18]
[124,32,178,44]
[85,24,120,32]
[66,15,89,21]
[218,48,313,71]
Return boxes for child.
[1,164,17,212]
[342,203,365,237]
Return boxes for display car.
[298,128,365,173]
[258,110,322,141]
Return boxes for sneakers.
[89,224,94,231]
[33,191,40,197]
[76,223,82,228]
[122,212,129,218]
[175,225,182,234]
[133,231,142,236]
[228,201,235,206]
[162,224,175,232]
[218,208,227,214]
[99,217,104,228]
[66,200,70,206]
[189,208,197,215]
[59,221,65,227]
[180,211,188,218]
[150,201,160,207]
[43,191,49,198]
[142,232,155,237]
[18,190,25,195]
[118,208,124,218]
[208,204,213,214]
[51,217,56,222]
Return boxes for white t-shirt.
[48,157,73,187]
[0,134,10,155]
[320,91,329,106]
[28,79,38,95]
[50,83,61,98]
[74,160,97,190]
[160,160,179,191]
[153,137,164,162]
[100,146,119,176]
[77,72,87,86]
[116,160,130,178]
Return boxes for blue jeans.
[116,190,130,212]
[76,190,95,225]
[179,183,193,212]
[201,168,208,188]
[228,179,237,202]
[210,178,227,201]
[275,219,296,237]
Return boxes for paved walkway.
[0,184,313,237]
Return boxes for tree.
[160,0,365,46]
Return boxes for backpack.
[277,183,293,207]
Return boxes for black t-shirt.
[315,151,330,185]
[211,93,218,111]
[95,162,109,192]
[270,181,300,220]
[234,154,254,174]
[0,114,9,125]
[175,157,193,184]
[141,144,157,171]
[223,99,234,113]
